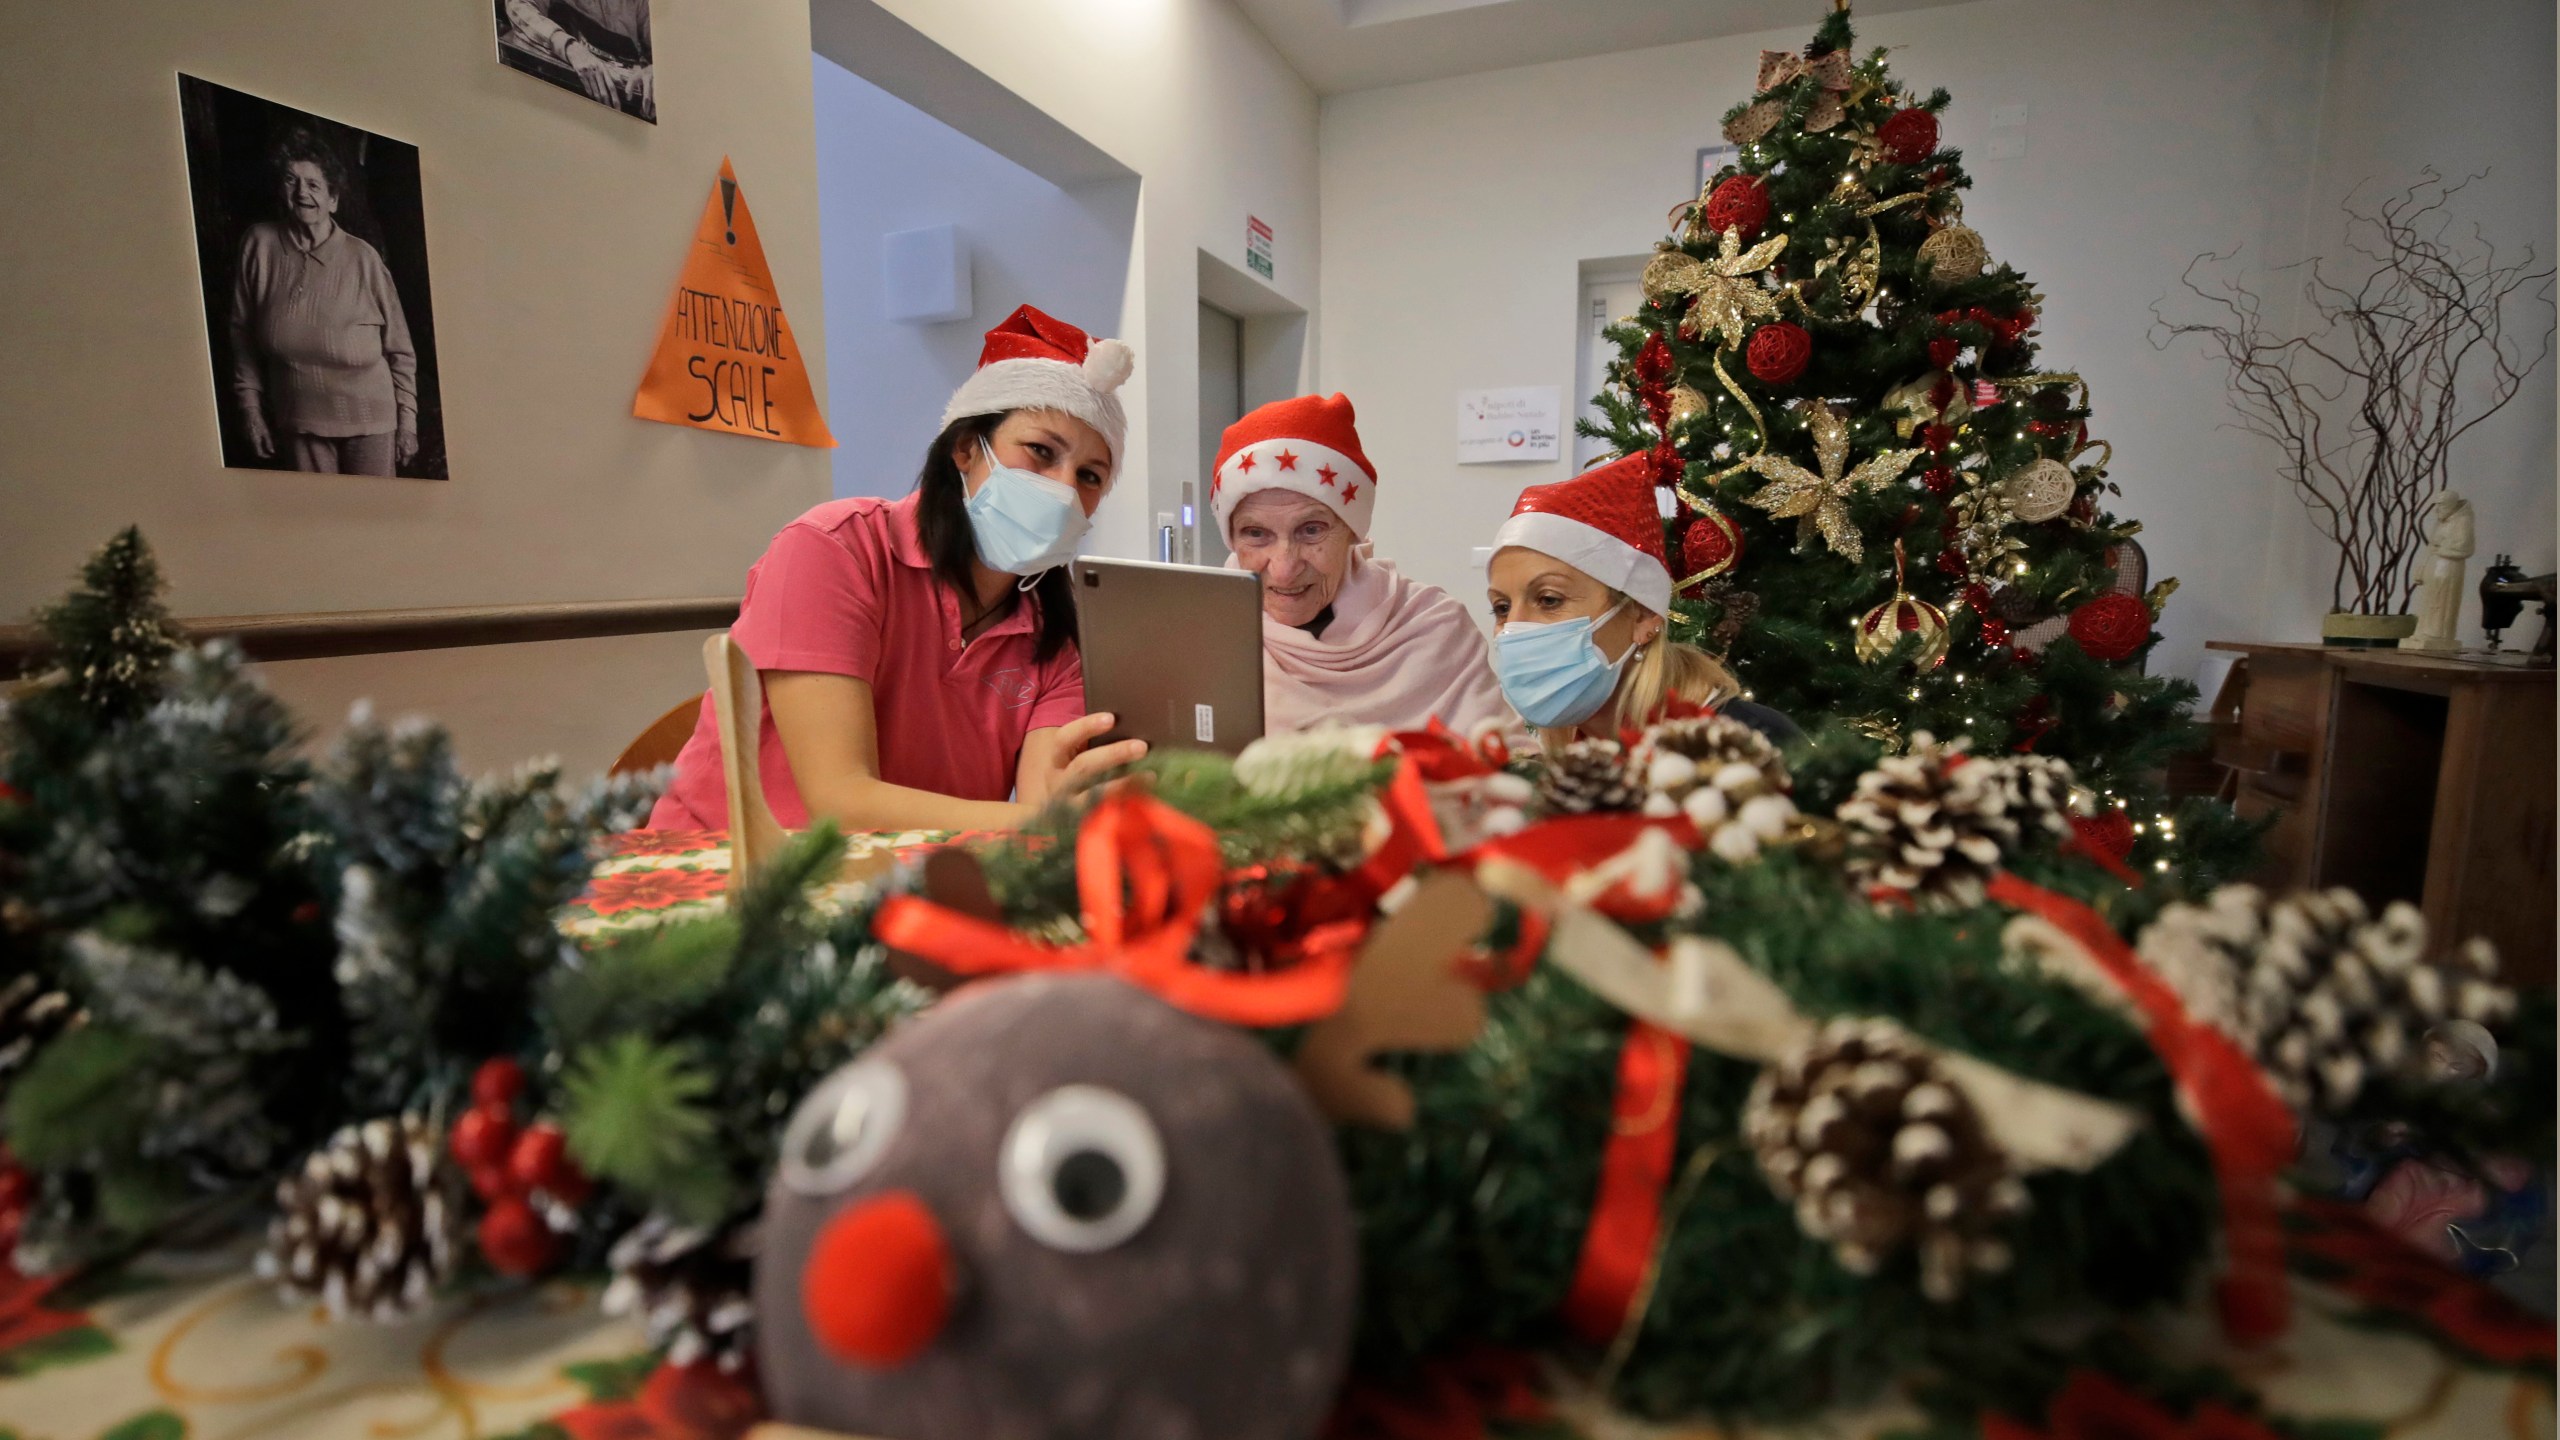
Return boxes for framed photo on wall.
[495,0,656,123]
[178,75,448,480]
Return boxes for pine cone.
[1745,1018,2028,1302]
[257,1114,461,1321]
[2137,885,2517,1113]
[1534,738,1643,815]
[0,974,81,1111]
[1837,732,2027,908]
[1631,715,1798,861]
[603,1214,760,1370]
[1989,753,2078,845]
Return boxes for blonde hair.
[1535,591,1739,754]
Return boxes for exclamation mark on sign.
[720,176,738,245]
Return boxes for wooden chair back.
[703,632,788,891]
[610,694,704,776]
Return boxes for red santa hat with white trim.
[941,304,1135,465]
[1491,453,1674,615]
[1212,393,1379,538]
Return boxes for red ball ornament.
[450,1105,518,1172]
[1701,175,1772,239]
[471,1057,527,1109]
[508,1122,575,1195]
[1879,107,1940,164]
[1961,582,1995,614]
[2068,593,2152,663]
[1979,616,2012,649]
[1926,337,1959,370]
[1744,322,1811,385]
[1679,507,1744,590]
[1922,466,1955,496]
[469,1162,516,1202]
[1934,547,1966,578]
[477,1195,560,1278]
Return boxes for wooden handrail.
[0,597,739,668]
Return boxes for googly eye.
[779,1059,909,1197]
[998,1084,1165,1252]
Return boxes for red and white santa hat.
[1490,453,1674,615]
[1211,393,1379,538]
[941,304,1135,465]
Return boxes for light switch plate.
[1988,104,2028,128]
[1984,127,2027,160]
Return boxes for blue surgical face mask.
[1494,600,1635,730]
[965,440,1092,579]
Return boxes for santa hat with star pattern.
[1491,452,1674,614]
[942,304,1135,464]
[1212,393,1379,539]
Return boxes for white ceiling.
[1229,0,1981,96]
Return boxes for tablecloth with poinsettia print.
[3,1201,2547,1440]
[555,828,975,942]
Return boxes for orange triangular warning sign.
[634,158,835,447]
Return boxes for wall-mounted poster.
[496,0,656,123]
[178,76,447,479]
[633,160,835,448]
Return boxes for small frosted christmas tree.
[1585,8,2201,836]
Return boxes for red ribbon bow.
[1986,871,2298,1342]
[874,786,1368,1027]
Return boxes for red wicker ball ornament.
[1679,507,1744,592]
[1701,175,1772,239]
[2068,593,2152,663]
[1879,107,1941,165]
[1745,322,1812,385]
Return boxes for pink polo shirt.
[648,493,1087,830]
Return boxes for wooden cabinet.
[2208,642,2554,986]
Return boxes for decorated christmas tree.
[1585,8,2198,835]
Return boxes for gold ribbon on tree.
[1643,229,1789,348]
[1754,47,1856,131]
[1738,403,1922,564]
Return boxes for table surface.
[2207,639,2557,683]
[4,1206,2549,1440]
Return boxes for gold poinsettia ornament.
[1644,228,1791,349]
[1740,403,1922,565]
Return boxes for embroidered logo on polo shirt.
[983,668,1037,709]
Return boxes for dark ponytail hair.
[913,413,1081,665]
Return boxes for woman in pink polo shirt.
[649,305,1147,833]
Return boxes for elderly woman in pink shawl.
[1212,394,1515,737]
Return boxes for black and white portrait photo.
[495,0,656,123]
[178,76,447,479]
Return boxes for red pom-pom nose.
[802,1190,954,1369]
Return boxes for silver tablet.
[1072,557,1265,757]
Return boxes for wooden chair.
[703,633,789,892]
[610,694,704,776]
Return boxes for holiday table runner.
[557,828,977,942]
[5,1203,2546,1440]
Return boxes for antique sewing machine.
[2477,555,2555,664]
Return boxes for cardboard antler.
[1295,871,1495,1129]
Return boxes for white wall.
[0,0,833,773]
[2297,0,2556,631]
[852,0,1323,563]
[812,54,1137,501]
[1319,0,2556,684]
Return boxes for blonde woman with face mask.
[1484,453,1799,753]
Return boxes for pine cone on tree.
[2135,885,2517,1113]
[1631,715,1799,861]
[0,974,81,1112]
[257,1114,461,1321]
[1837,732,2032,908]
[602,1214,760,1370]
[1989,753,2079,844]
[1534,738,1643,815]
[1745,1018,2029,1301]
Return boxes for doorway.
[1573,259,1646,470]
[1195,301,1245,566]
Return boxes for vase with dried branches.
[2153,170,2554,642]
